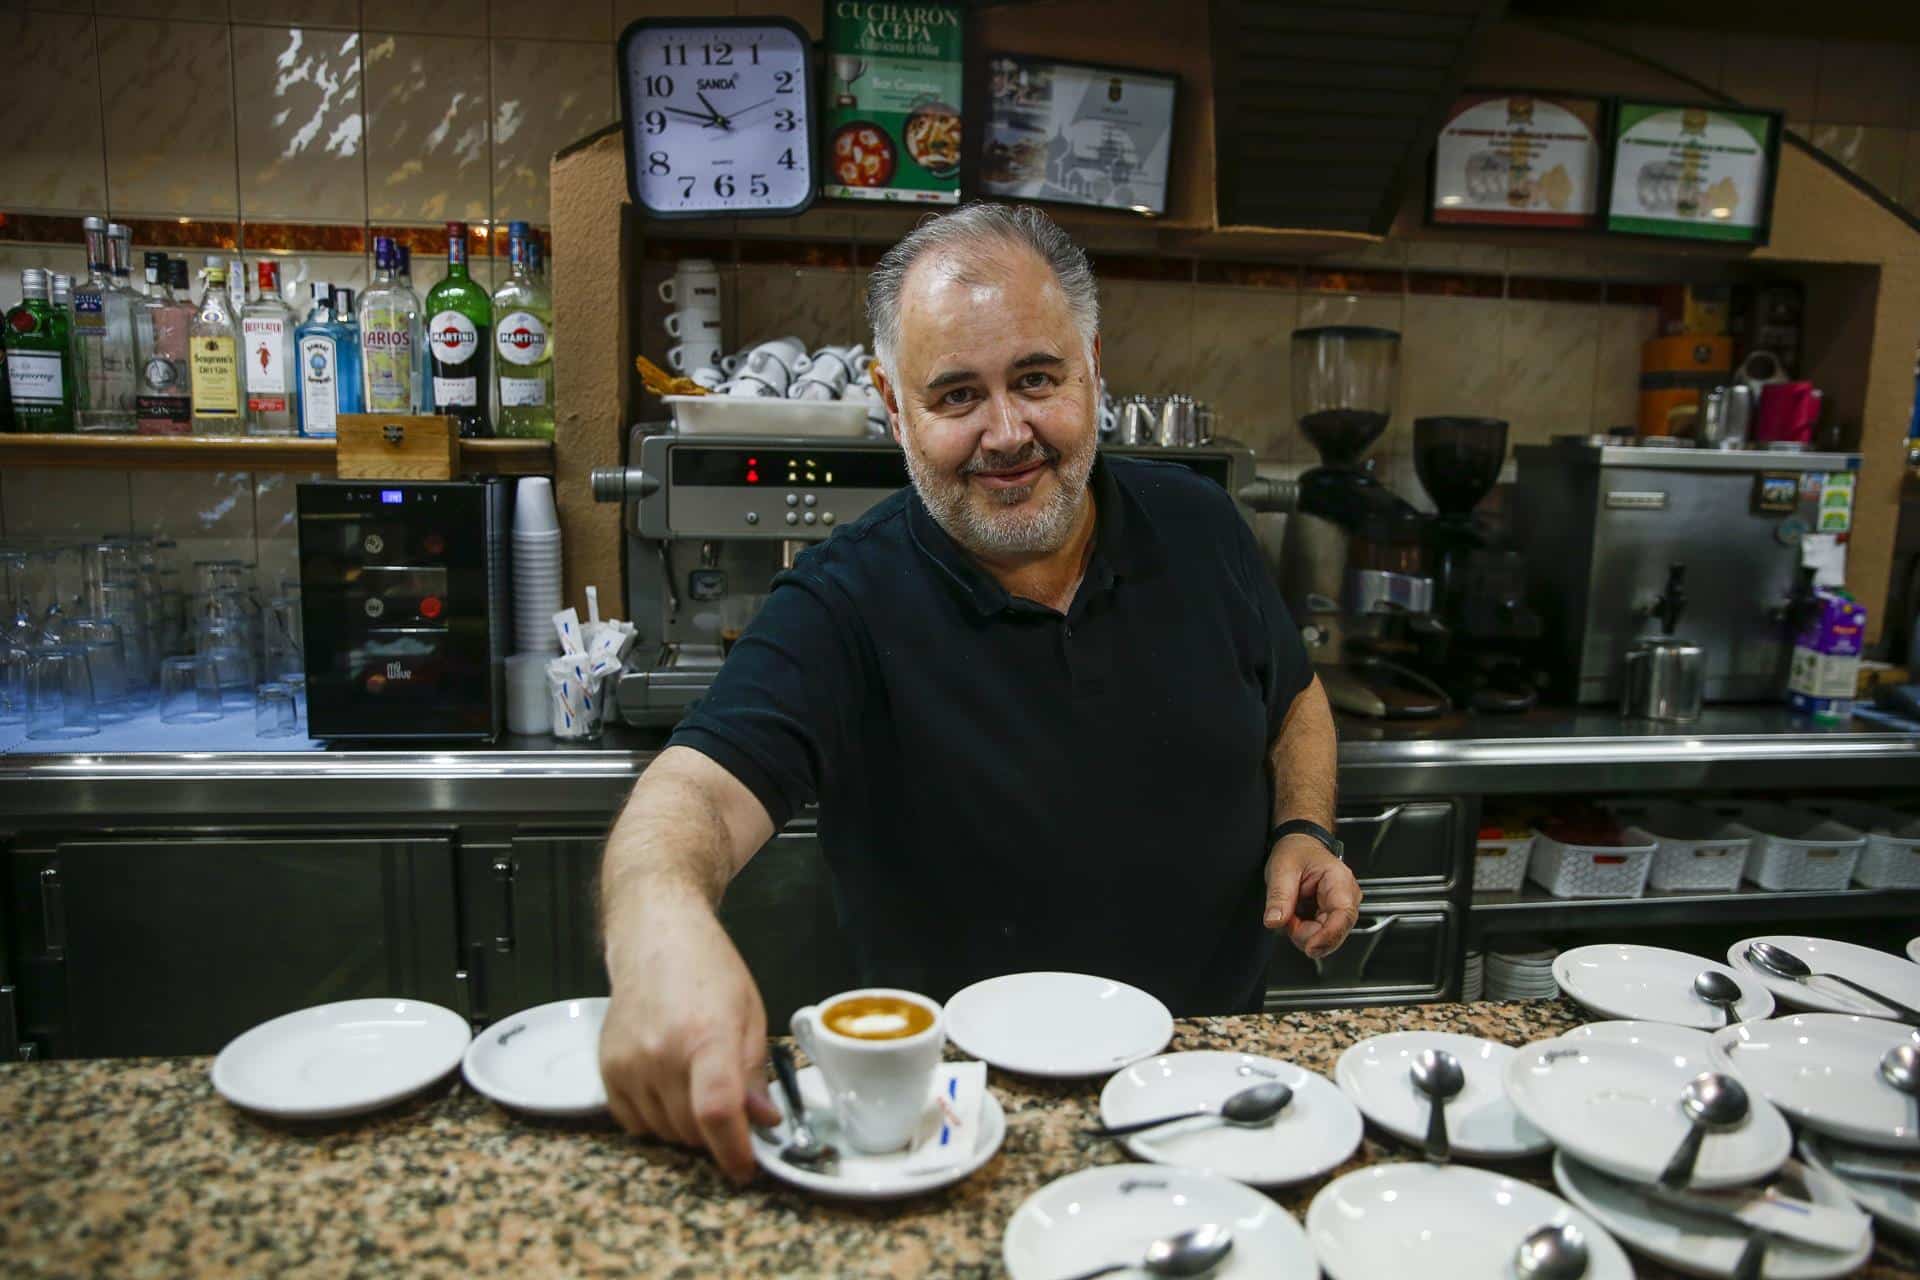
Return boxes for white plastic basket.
[1804,802,1920,889]
[1473,835,1535,892]
[1610,801,1753,892]
[1527,829,1657,898]
[1715,804,1866,892]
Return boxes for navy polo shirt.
[667,453,1314,1016]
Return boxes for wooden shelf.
[0,433,553,476]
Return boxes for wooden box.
[336,414,459,480]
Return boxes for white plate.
[1907,937,1920,966]
[1505,1036,1794,1188]
[1800,1132,1920,1241]
[211,997,471,1119]
[462,997,608,1117]
[1334,1030,1551,1159]
[946,971,1173,1078]
[1710,1014,1920,1150]
[1556,944,1775,1029]
[1101,1051,1362,1185]
[1555,1151,1873,1278]
[749,1065,1005,1200]
[1558,1020,1717,1059]
[1728,935,1920,1019]
[1307,1161,1634,1280]
[1003,1164,1317,1280]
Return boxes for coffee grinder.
[1411,416,1543,712]
[1279,326,1448,718]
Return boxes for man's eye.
[1018,371,1055,390]
[940,387,978,407]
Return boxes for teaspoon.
[1659,1071,1749,1188]
[1881,1044,1920,1138]
[1514,1222,1589,1279]
[1053,1223,1234,1280]
[1746,942,1920,1024]
[1094,1080,1293,1138]
[1693,970,1743,1028]
[1410,1048,1465,1164]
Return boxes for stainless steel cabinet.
[7,832,460,1059]
[1335,799,1467,894]
[1263,903,1459,1011]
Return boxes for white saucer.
[1711,1014,1920,1150]
[1307,1162,1634,1280]
[1554,1151,1873,1279]
[1505,1036,1794,1188]
[1334,1030,1551,1159]
[1100,1051,1362,1186]
[1800,1132,1920,1242]
[1003,1164,1317,1280]
[211,997,471,1119]
[749,1064,1004,1200]
[945,971,1172,1078]
[1728,935,1920,1019]
[1908,937,1919,966]
[1556,944,1774,1029]
[462,997,607,1116]
[1557,1020,1717,1059]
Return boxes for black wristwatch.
[1268,818,1343,862]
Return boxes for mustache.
[960,442,1060,477]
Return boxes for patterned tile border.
[0,212,549,258]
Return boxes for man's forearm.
[1269,676,1337,829]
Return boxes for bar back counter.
[2,708,1915,1061]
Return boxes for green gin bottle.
[5,268,77,431]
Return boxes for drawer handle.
[492,857,516,953]
[1311,912,1398,980]
[1337,805,1405,829]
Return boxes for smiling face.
[872,239,1101,560]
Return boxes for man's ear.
[871,362,905,445]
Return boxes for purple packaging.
[1787,588,1867,720]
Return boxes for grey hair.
[865,202,1100,377]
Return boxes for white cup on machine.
[657,258,721,308]
[663,310,723,342]
[688,366,726,390]
[808,345,866,383]
[667,340,726,375]
[738,344,797,394]
[721,375,782,398]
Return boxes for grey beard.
[904,433,1098,557]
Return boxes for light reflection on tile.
[1,11,109,215]
[1187,287,1295,463]
[98,17,240,217]
[1098,280,1194,401]
[234,25,367,223]
[129,471,260,588]
[1400,295,1505,447]
[363,31,491,223]
[491,38,616,224]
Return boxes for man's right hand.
[598,891,782,1183]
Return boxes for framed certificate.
[1604,100,1782,244]
[1429,90,1607,229]
[979,54,1178,216]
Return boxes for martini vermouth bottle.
[424,221,493,438]
[491,222,553,440]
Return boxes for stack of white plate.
[513,477,563,656]
[1461,949,1485,1000]
[1486,943,1559,1000]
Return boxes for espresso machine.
[592,425,1257,726]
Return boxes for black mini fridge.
[297,479,510,740]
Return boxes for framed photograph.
[1428,90,1607,230]
[1603,100,1782,244]
[978,54,1178,216]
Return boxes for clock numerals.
[659,41,742,67]
[644,74,673,97]
[774,70,794,94]
[777,148,798,171]
[642,110,666,135]
[774,109,798,133]
[647,150,671,175]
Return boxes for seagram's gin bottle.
[358,237,416,413]
[190,262,242,435]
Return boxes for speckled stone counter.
[3,1001,1916,1278]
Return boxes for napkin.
[898,1062,988,1177]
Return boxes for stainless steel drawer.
[1262,903,1457,1011]
[1336,800,1462,892]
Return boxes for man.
[598,203,1359,1181]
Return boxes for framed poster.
[1604,100,1782,244]
[979,55,1178,216]
[822,2,964,205]
[1429,90,1606,229]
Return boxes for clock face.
[619,20,816,218]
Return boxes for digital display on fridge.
[979,55,1178,216]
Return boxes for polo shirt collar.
[906,452,1160,617]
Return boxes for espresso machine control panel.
[631,436,910,540]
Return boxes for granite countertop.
[4,1001,1916,1278]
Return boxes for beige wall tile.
[1404,240,1508,275]
[363,31,491,222]
[252,471,327,594]
[99,0,228,17]
[280,251,372,310]
[733,266,858,353]
[1186,288,1294,462]
[371,0,479,35]
[491,38,616,224]
[0,245,90,313]
[1626,26,1724,92]
[1809,124,1908,201]
[1720,35,1817,122]
[1097,279,1194,402]
[1591,304,1658,432]
[616,0,736,29]
[233,24,367,223]
[0,12,109,214]
[1399,295,1505,440]
[1816,39,1914,128]
[1499,300,1599,446]
[493,0,609,41]
[1296,292,1403,334]
[129,471,259,585]
[99,17,239,218]
[235,1,362,28]
[0,471,133,540]
[22,0,93,12]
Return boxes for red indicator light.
[420,595,444,620]
[746,469,760,484]
[748,457,757,465]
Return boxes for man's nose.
[980,389,1035,454]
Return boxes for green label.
[823,2,965,204]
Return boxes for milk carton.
[1787,589,1867,721]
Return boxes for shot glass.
[27,647,100,741]
[255,681,300,739]
[159,655,224,724]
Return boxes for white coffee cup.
[721,375,780,398]
[788,377,839,401]
[748,335,807,370]
[658,258,720,307]
[667,340,725,374]
[797,352,852,393]
[664,310,723,341]
[740,346,795,394]
[790,988,945,1154]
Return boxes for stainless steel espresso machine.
[592,425,1257,726]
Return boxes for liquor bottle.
[190,262,242,435]
[424,221,492,437]
[492,221,554,440]
[133,251,193,435]
[227,256,249,316]
[295,284,361,439]
[242,260,298,436]
[5,268,78,432]
[332,285,364,415]
[73,216,137,432]
[527,235,545,285]
[358,237,417,413]
[108,223,138,296]
[50,272,74,324]
[395,243,425,411]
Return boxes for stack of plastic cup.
[513,477,564,656]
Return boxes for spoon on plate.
[769,1042,838,1173]
[1881,1044,1920,1137]
[1411,1048,1465,1163]
[1745,941,1920,1024]
[1514,1222,1589,1279]
[1094,1080,1293,1138]
[1053,1223,1233,1280]
[1693,970,1743,1028]
[1659,1072,1749,1188]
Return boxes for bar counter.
[5,1000,1916,1278]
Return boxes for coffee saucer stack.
[1461,949,1485,1001]
[1485,943,1559,1001]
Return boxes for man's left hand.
[1262,834,1363,960]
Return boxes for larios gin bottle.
[424,221,492,437]
[358,237,417,412]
